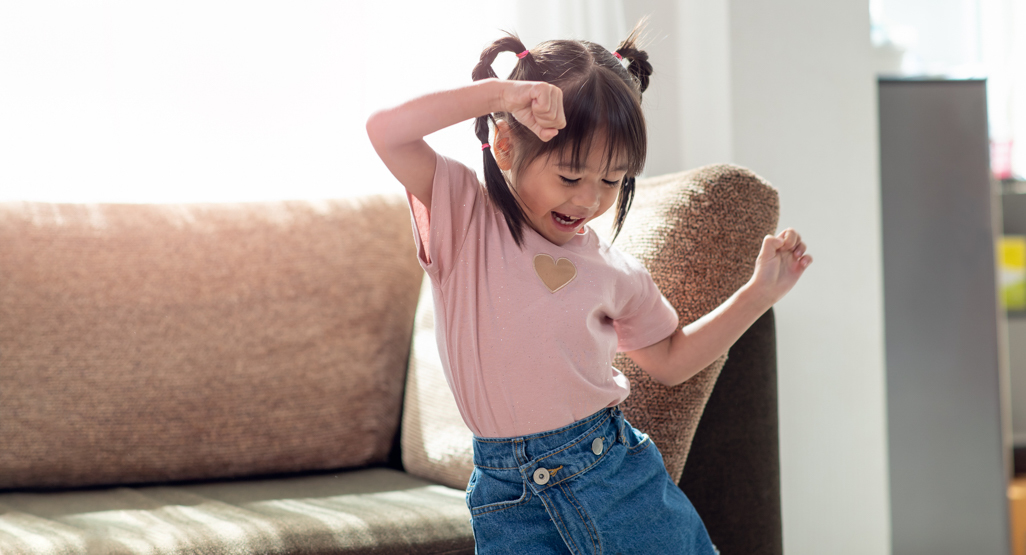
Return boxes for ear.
[493,120,514,171]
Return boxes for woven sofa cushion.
[0,468,473,555]
[401,165,778,488]
[0,198,423,489]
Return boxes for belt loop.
[614,406,626,444]
[512,438,525,466]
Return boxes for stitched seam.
[545,441,610,487]
[626,436,652,455]
[539,492,580,555]
[474,463,519,470]
[533,414,611,465]
[527,410,605,441]
[476,411,612,469]
[561,482,600,555]
[471,486,533,516]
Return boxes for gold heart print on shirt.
[533,254,577,293]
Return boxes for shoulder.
[588,231,648,276]
[434,153,498,207]
[434,152,482,186]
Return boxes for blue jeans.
[467,407,718,554]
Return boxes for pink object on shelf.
[992,139,1014,180]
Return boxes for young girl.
[367,26,811,555]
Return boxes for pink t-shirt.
[409,153,679,438]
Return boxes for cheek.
[530,182,565,210]
[599,188,620,213]
[515,181,555,214]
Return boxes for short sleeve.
[612,263,680,353]
[407,152,483,282]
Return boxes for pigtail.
[607,21,650,243]
[611,177,636,243]
[471,33,533,246]
[615,26,653,94]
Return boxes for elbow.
[635,360,684,388]
[649,369,685,388]
[365,111,385,150]
[366,109,398,155]
[628,330,688,387]
[638,357,701,388]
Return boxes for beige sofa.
[0,165,782,555]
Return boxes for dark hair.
[471,22,653,246]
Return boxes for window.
[0,2,514,202]
[871,0,1026,178]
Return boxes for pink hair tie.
[613,51,623,60]
[481,143,491,150]
[516,50,530,59]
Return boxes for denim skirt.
[467,407,718,555]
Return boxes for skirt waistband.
[472,407,626,471]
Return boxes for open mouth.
[551,211,584,229]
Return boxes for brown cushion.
[400,165,778,487]
[0,198,423,489]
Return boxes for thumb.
[755,236,778,265]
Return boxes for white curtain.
[981,0,1026,178]
[0,1,627,203]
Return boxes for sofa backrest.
[0,197,423,490]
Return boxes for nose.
[572,181,601,211]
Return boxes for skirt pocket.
[622,421,653,456]
[466,466,532,517]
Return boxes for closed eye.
[560,176,621,187]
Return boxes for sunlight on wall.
[0,1,512,203]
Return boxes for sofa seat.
[0,469,473,555]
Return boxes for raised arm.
[627,228,813,387]
[365,78,565,208]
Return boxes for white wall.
[625,1,891,553]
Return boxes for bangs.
[534,69,647,177]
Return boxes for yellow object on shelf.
[1011,478,1026,555]
[999,236,1026,311]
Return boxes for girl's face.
[510,135,627,246]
